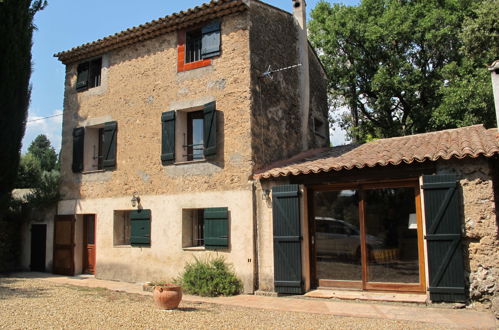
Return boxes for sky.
[25,0,359,154]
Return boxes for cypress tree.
[0,0,46,214]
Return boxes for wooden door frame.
[308,179,426,293]
[53,215,76,276]
[82,214,96,274]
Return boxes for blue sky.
[25,0,359,153]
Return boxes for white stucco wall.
[58,188,255,292]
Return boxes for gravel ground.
[0,276,443,329]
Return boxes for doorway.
[310,180,425,292]
[30,224,46,272]
[83,214,96,274]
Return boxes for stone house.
[34,0,498,313]
[50,0,328,293]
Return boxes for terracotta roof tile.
[255,125,499,179]
[54,0,247,64]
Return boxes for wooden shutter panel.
[72,127,84,173]
[102,121,117,170]
[76,62,89,90]
[161,111,175,165]
[422,175,465,302]
[203,102,217,157]
[130,209,151,246]
[272,184,303,294]
[204,207,228,250]
[201,20,221,59]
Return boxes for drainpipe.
[292,0,310,151]
[488,60,499,132]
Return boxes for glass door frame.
[308,178,426,293]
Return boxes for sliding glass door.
[311,181,425,292]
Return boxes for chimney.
[489,60,499,132]
[293,0,310,151]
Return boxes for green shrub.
[177,256,242,297]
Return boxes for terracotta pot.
[153,285,182,310]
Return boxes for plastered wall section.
[58,189,255,292]
[436,157,499,314]
[19,207,56,272]
[59,12,253,201]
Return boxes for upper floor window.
[161,102,217,165]
[72,121,117,173]
[178,20,221,72]
[76,58,102,91]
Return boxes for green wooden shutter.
[204,207,228,250]
[130,209,151,246]
[203,102,217,157]
[272,184,303,294]
[161,111,175,165]
[201,20,221,59]
[72,127,84,173]
[76,62,89,90]
[422,175,465,302]
[102,121,117,170]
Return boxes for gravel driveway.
[0,276,442,329]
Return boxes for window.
[182,207,228,250]
[72,121,117,173]
[161,102,217,165]
[76,58,102,91]
[178,20,221,72]
[113,209,151,246]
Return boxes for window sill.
[177,59,211,73]
[113,245,131,248]
[174,159,206,166]
[182,246,205,251]
[82,169,105,174]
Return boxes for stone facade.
[55,2,328,293]
[436,157,499,315]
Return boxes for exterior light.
[262,189,270,200]
[131,192,140,208]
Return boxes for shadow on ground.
[0,276,48,300]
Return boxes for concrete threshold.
[11,272,497,329]
[304,289,428,303]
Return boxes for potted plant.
[150,281,182,310]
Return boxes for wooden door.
[83,214,96,274]
[30,224,46,272]
[53,215,75,275]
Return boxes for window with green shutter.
[181,207,229,250]
[161,102,218,165]
[76,58,102,91]
[130,209,151,246]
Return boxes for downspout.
[292,0,310,151]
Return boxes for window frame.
[177,20,221,72]
[76,57,102,92]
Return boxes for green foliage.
[28,134,58,172]
[309,0,496,142]
[25,170,60,209]
[0,0,47,215]
[177,256,242,297]
[16,153,42,188]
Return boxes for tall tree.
[28,134,58,172]
[0,0,47,212]
[309,0,495,142]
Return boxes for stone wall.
[249,2,327,170]
[59,12,253,201]
[307,46,329,148]
[437,157,499,315]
